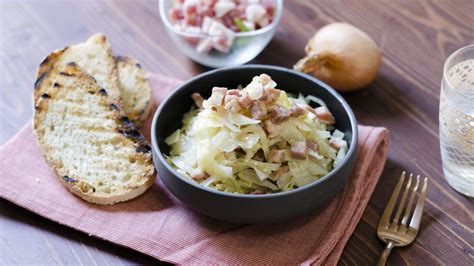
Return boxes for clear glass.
[440,44,474,197]
[159,0,283,68]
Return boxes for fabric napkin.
[0,73,389,265]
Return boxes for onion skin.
[294,23,381,92]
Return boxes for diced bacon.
[259,73,271,85]
[245,4,266,23]
[315,106,335,124]
[262,0,275,15]
[196,37,213,53]
[264,87,280,102]
[169,6,184,22]
[238,93,253,108]
[214,1,236,17]
[307,140,318,151]
[183,1,197,15]
[250,189,265,195]
[249,101,265,120]
[268,150,286,163]
[257,87,268,101]
[212,86,227,94]
[290,104,307,117]
[207,86,227,106]
[211,36,231,53]
[291,141,308,160]
[227,89,240,96]
[329,138,346,149]
[194,15,204,26]
[246,77,265,100]
[190,168,209,181]
[191,92,204,108]
[183,26,202,45]
[268,104,291,123]
[258,17,270,28]
[224,94,241,113]
[201,16,213,34]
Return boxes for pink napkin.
[0,74,389,265]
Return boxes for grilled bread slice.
[34,33,122,106]
[33,62,155,205]
[115,55,153,126]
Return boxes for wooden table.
[1,0,472,264]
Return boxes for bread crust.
[33,62,155,205]
[33,33,122,107]
[34,34,153,126]
[115,55,154,126]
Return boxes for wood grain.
[0,0,473,265]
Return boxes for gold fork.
[376,171,428,266]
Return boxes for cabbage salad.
[165,74,348,194]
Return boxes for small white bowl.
[159,0,283,68]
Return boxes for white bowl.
[159,0,283,68]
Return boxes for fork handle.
[377,241,394,266]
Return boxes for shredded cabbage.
[165,74,349,194]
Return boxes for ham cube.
[227,89,240,96]
[259,73,271,85]
[190,168,209,181]
[258,17,270,28]
[329,138,346,149]
[315,106,335,124]
[249,101,265,120]
[214,1,236,17]
[211,36,231,53]
[268,150,286,163]
[207,87,227,106]
[196,37,213,53]
[245,4,266,23]
[169,6,184,22]
[264,87,280,102]
[290,104,307,117]
[268,104,291,123]
[291,141,308,160]
[238,93,253,108]
[191,92,204,108]
[224,94,241,113]
[307,140,318,151]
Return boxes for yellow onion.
[294,22,381,92]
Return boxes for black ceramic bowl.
[151,65,358,224]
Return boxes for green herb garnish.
[235,18,250,32]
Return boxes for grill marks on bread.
[33,63,155,205]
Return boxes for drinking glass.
[439,45,474,197]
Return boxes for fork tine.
[379,171,406,228]
[401,175,420,225]
[409,177,428,231]
[392,173,413,223]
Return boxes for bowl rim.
[158,0,284,38]
[151,64,358,199]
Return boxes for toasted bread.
[115,56,153,125]
[33,63,155,205]
[34,33,122,106]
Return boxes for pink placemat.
[0,73,389,265]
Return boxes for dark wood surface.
[1,0,473,265]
